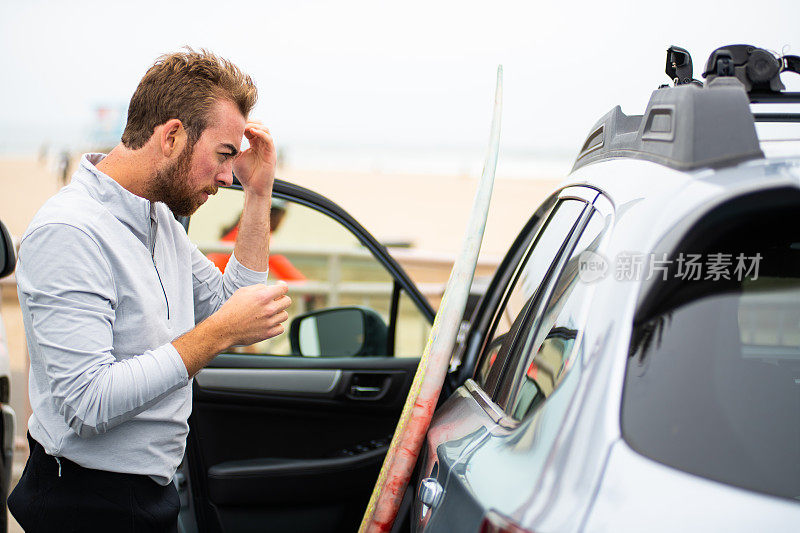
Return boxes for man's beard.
[148,143,215,216]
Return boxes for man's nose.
[217,170,234,187]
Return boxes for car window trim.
[478,199,561,396]
[387,281,401,356]
[460,186,605,388]
[494,204,596,410]
[464,379,518,430]
[459,184,604,389]
[483,199,591,399]
[504,207,608,416]
[558,185,601,204]
[483,294,540,399]
[456,197,556,386]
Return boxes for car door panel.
[416,382,512,533]
[195,368,343,396]
[195,355,418,411]
[207,445,390,506]
[189,358,419,532]
[184,180,433,533]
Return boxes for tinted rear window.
[622,190,800,501]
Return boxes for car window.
[475,199,587,394]
[503,210,605,419]
[396,290,431,356]
[188,188,431,357]
[622,194,800,501]
[624,281,800,501]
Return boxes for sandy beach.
[280,165,562,258]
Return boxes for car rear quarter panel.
[583,439,800,532]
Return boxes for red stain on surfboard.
[364,393,444,532]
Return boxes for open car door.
[179,179,434,533]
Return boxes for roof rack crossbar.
[753,113,800,123]
[749,92,800,104]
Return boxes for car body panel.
[583,439,800,533]
[413,383,505,532]
[414,157,800,532]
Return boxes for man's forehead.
[204,99,246,149]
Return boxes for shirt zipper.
[149,203,170,320]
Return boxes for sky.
[1,0,799,173]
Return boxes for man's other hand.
[173,281,291,377]
[215,281,291,346]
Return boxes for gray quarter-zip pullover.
[17,153,267,485]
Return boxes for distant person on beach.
[9,49,291,531]
[38,143,48,164]
[57,150,70,185]
[208,198,306,281]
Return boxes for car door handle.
[418,477,443,509]
[350,385,383,396]
[345,372,395,400]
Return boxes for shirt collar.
[72,153,153,245]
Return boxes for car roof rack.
[572,44,800,173]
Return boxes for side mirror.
[289,306,388,357]
[0,220,15,279]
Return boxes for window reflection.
[508,211,605,419]
[475,200,586,387]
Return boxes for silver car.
[412,44,800,532]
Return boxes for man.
[8,49,291,531]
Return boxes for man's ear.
[159,119,187,158]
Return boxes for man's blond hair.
[121,48,258,149]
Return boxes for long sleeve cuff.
[161,342,190,383]
[225,251,269,286]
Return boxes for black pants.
[8,433,179,532]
